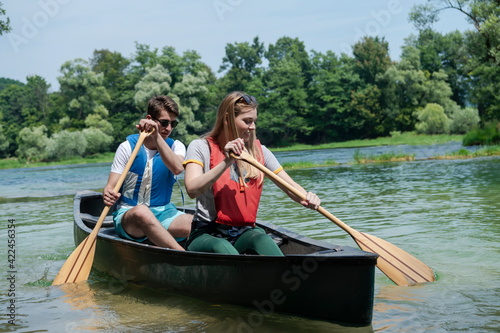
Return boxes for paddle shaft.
[52,130,151,285]
[232,151,435,286]
[232,152,354,233]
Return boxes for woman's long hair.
[203,91,263,183]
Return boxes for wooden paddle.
[52,130,152,285]
[232,151,436,286]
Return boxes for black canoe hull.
[73,191,377,325]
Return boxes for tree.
[352,36,392,85]
[133,64,173,109]
[171,72,207,143]
[410,0,500,120]
[449,106,480,134]
[349,36,394,137]
[16,125,49,162]
[415,103,451,134]
[24,75,51,124]
[46,130,87,161]
[378,50,460,133]
[58,59,111,126]
[0,124,10,157]
[81,128,113,155]
[0,84,26,156]
[403,29,470,107]
[90,49,143,146]
[307,51,365,142]
[259,37,312,146]
[0,2,11,35]
[218,37,265,92]
[0,78,23,91]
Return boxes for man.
[103,95,192,251]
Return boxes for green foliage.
[449,106,480,134]
[84,105,114,135]
[46,130,87,161]
[171,72,207,143]
[0,78,23,91]
[58,59,111,122]
[415,103,451,134]
[219,36,265,92]
[0,124,10,156]
[0,2,11,35]
[258,37,312,146]
[134,64,172,110]
[1,12,499,162]
[81,128,113,155]
[352,36,392,84]
[463,121,500,146]
[15,125,49,162]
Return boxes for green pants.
[187,226,284,256]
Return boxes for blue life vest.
[119,134,176,207]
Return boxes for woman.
[183,91,320,255]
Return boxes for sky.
[1,0,470,92]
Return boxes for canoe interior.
[72,190,377,326]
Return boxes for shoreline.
[3,133,498,170]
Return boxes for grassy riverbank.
[271,132,463,152]
[0,152,116,170]
[1,132,499,170]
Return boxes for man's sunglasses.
[236,94,257,105]
[152,117,179,128]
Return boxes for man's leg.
[167,213,192,238]
[121,204,185,250]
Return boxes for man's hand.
[103,187,121,207]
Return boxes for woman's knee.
[188,235,238,255]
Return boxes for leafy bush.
[82,128,113,155]
[0,124,10,157]
[15,125,49,162]
[463,121,500,146]
[449,107,480,134]
[415,103,451,134]
[46,130,87,160]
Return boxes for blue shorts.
[113,203,185,243]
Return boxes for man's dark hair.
[147,95,179,118]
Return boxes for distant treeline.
[0,1,499,162]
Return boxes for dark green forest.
[1,0,499,162]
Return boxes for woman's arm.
[184,138,246,199]
[184,156,234,199]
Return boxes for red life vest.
[208,137,264,227]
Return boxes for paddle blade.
[52,235,96,286]
[234,150,435,286]
[351,230,435,286]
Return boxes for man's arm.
[154,135,184,175]
[103,172,121,207]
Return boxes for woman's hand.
[301,192,321,210]
[224,138,245,158]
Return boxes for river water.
[0,142,499,332]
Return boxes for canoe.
[72,190,378,325]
